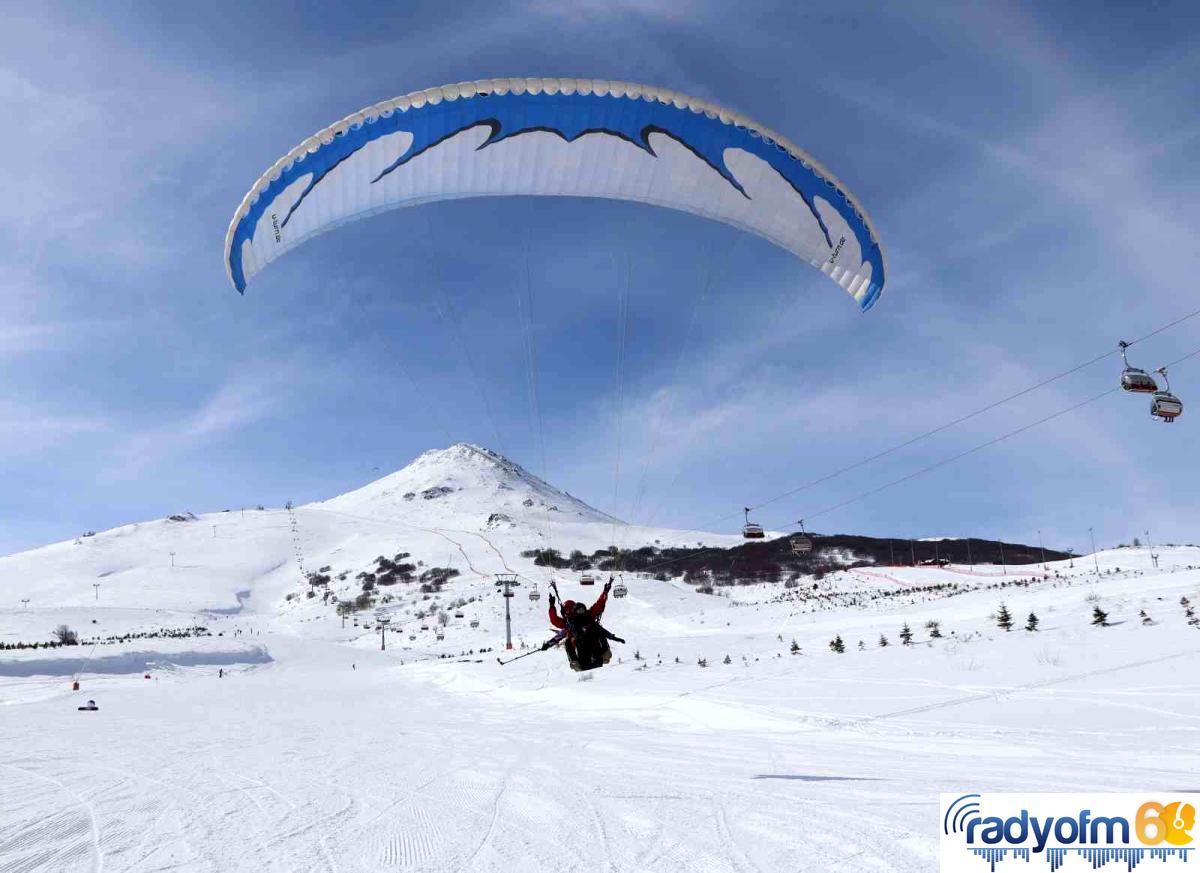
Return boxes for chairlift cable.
[634,343,1200,578]
[664,304,1200,541]
[744,305,1200,516]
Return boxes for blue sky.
[3,1,1200,556]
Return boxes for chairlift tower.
[286,500,308,586]
[378,616,391,651]
[494,574,521,650]
[21,598,29,611]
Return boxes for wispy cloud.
[109,367,293,475]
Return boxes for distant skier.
[545,581,625,671]
[218,668,224,679]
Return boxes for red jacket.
[548,589,609,629]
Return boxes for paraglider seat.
[568,616,613,671]
[570,640,612,672]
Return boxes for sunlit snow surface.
[2,448,1198,871]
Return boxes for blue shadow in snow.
[753,775,881,782]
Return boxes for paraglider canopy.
[226,78,886,310]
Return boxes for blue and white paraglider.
[225,77,887,310]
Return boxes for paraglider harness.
[542,580,625,671]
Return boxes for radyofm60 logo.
[940,793,1198,871]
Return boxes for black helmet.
[571,602,588,617]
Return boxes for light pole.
[93,583,100,602]
[1038,529,1047,570]
[910,539,916,567]
[1146,530,1159,570]
[1089,527,1100,575]
[494,574,521,650]
[967,537,974,568]
[169,551,176,568]
[889,540,895,566]
[998,540,1007,576]
[378,616,390,651]
[21,598,29,611]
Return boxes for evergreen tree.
[723,654,732,665]
[697,657,708,668]
[879,634,889,647]
[1025,612,1039,632]
[899,623,914,645]
[997,603,1014,631]
[925,620,943,639]
[1140,609,1154,625]
[1091,605,1109,626]
[858,640,866,651]
[789,639,801,655]
[829,635,846,654]
[1181,596,1191,608]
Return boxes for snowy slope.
[0,444,737,619]
[316,443,618,526]
[3,446,1200,872]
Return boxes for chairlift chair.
[742,507,765,539]
[1151,367,1183,422]
[436,632,444,641]
[470,619,480,629]
[409,633,416,641]
[1119,341,1158,393]
[580,573,596,586]
[791,520,814,554]
[613,580,628,598]
[454,611,464,619]
[528,587,541,601]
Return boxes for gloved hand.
[611,636,626,645]
[541,639,555,651]
[548,594,555,607]
[604,579,613,592]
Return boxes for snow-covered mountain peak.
[312,443,620,527]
